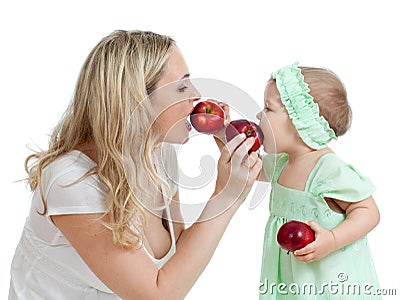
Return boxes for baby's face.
[256,80,298,153]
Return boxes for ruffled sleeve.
[308,153,376,202]
[262,153,288,182]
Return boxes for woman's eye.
[264,107,270,112]
[178,86,188,93]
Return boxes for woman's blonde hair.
[25,30,176,248]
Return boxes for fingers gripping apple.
[225,119,264,153]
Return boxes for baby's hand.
[293,221,336,263]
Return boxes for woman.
[9,30,262,299]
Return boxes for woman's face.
[151,46,200,144]
[256,80,298,153]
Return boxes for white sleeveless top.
[9,145,178,299]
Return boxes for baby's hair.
[300,67,352,137]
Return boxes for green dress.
[259,152,380,299]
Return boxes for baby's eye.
[264,106,271,112]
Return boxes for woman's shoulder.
[42,150,103,197]
[41,150,107,215]
[44,150,96,178]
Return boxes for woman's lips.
[185,119,192,131]
[188,107,194,116]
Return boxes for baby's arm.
[293,196,380,262]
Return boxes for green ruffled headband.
[271,62,337,150]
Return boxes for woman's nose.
[189,96,201,105]
[190,83,201,99]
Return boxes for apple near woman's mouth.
[189,101,225,134]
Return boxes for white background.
[1,0,399,299]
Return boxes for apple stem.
[287,250,290,255]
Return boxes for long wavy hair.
[25,30,175,248]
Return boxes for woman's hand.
[293,221,336,262]
[213,101,231,149]
[213,133,262,205]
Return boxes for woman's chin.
[178,132,190,144]
[162,131,190,145]
[182,136,190,144]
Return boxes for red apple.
[225,119,264,152]
[190,101,225,134]
[277,220,315,253]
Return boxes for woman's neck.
[75,141,98,163]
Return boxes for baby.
[256,63,381,299]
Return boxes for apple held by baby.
[277,220,315,253]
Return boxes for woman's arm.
[212,101,268,182]
[53,134,262,300]
[169,189,185,241]
[52,195,240,299]
[293,196,380,262]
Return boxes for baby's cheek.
[260,119,272,139]
[263,136,275,153]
